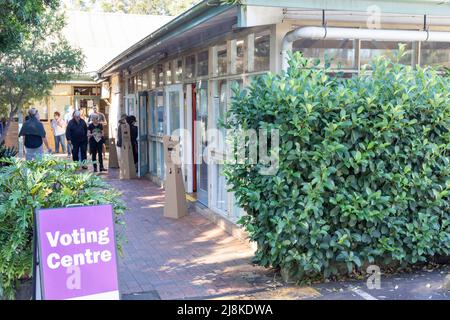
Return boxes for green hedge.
[0,157,126,299]
[224,51,450,280]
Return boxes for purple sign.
[36,204,119,300]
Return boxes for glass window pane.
[175,59,183,82]
[420,42,450,70]
[156,90,164,134]
[293,39,356,69]
[235,39,245,74]
[127,78,134,94]
[151,68,156,89]
[360,41,412,67]
[166,61,172,85]
[142,71,148,89]
[158,64,164,87]
[169,91,180,133]
[185,55,196,79]
[137,74,143,91]
[158,142,165,179]
[254,32,270,72]
[150,93,156,134]
[151,141,157,174]
[214,164,227,212]
[74,86,100,96]
[197,50,209,77]
[216,44,227,76]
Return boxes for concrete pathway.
[105,169,281,300]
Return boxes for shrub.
[224,51,450,281]
[0,157,126,299]
[0,141,18,167]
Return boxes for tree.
[0,10,85,144]
[64,0,200,16]
[0,0,59,52]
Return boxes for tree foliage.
[224,51,450,281]
[0,157,127,299]
[64,0,201,16]
[0,0,59,52]
[0,10,84,143]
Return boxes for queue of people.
[19,105,138,174]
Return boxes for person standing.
[50,111,66,154]
[18,108,52,160]
[66,110,88,168]
[87,114,106,173]
[127,115,138,172]
[88,106,107,126]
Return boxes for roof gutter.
[98,1,232,76]
[281,26,450,71]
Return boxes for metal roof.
[62,10,173,73]
[97,1,235,76]
[96,0,450,77]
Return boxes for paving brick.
[104,169,275,300]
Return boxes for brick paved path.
[104,169,280,300]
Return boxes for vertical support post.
[18,112,24,158]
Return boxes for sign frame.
[33,204,120,300]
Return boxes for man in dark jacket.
[66,110,88,167]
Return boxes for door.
[138,92,149,176]
[165,84,190,189]
[196,81,208,206]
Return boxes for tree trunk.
[0,109,17,145]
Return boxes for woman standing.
[87,114,106,172]
[127,115,138,172]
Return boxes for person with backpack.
[19,108,52,160]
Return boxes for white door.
[165,84,192,192]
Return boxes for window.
[166,61,172,85]
[74,86,100,96]
[151,141,157,174]
[197,50,209,77]
[229,79,244,100]
[185,55,196,79]
[137,73,143,91]
[254,32,270,72]
[233,39,245,74]
[155,90,164,134]
[212,164,227,213]
[216,44,227,76]
[158,142,165,180]
[126,78,135,94]
[157,64,164,87]
[151,68,156,89]
[212,80,228,153]
[142,70,149,89]
[360,41,413,68]
[420,42,450,70]
[168,91,180,133]
[293,39,356,69]
[175,59,183,82]
[126,97,136,116]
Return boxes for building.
[5,10,173,150]
[97,0,450,225]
